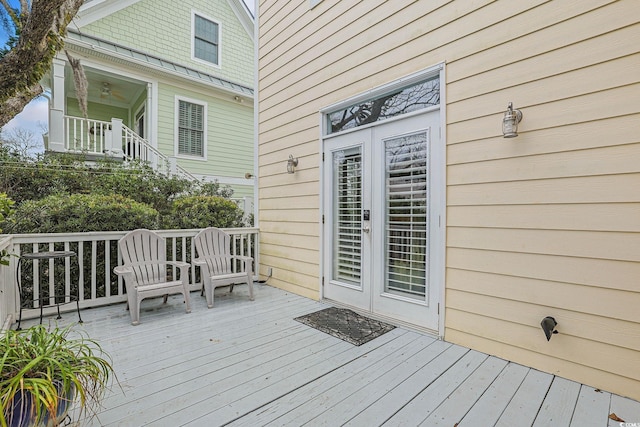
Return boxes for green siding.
[82,0,253,87]
[156,82,254,180]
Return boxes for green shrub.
[163,195,245,229]
[5,193,158,233]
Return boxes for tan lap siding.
[258,0,640,399]
[444,1,640,400]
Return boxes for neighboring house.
[256,0,640,401]
[44,0,256,199]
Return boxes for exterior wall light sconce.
[287,154,298,174]
[502,102,523,138]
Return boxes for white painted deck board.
[229,329,416,427]
[458,362,530,427]
[419,356,509,426]
[533,376,582,427]
[344,344,469,425]
[270,333,437,426]
[608,394,640,427]
[495,368,555,427]
[22,284,638,427]
[383,350,489,426]
[570,385,612,427]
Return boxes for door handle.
[362,224,370,233]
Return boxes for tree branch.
[0,0,84,126]
[0,84,43,129]
[0,0,19,26]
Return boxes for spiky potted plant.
[0,325,114,427]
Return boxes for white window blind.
[178,100,204,157]
[385,133,428,300]
[332,146,362,285]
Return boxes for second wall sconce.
[287,154,299,174]
[502,102,523,138]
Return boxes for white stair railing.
[121,124,197,181]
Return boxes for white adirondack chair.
[114,229,192,325]
[193,227,254,308]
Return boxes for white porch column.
[47,58,66,152]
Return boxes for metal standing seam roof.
[65,30,254,97]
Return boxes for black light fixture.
[541,316,558,341]
[502,102,523,138]
[287,154,298,174]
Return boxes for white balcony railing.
[65,117,111,154]
[0,228,259,327]
[63,116,197,181]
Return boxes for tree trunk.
[0,0,84,128]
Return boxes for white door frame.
[319,63,447,337]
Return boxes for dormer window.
[193,13,220,66]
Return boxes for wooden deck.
[22,284,640,426]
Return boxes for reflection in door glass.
[333,146,362,286]
[385,132,428,300]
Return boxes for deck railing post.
[111,118,123,156]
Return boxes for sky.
[0,0,255,145]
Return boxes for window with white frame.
[193,13,220,65]
[177,99,206,158]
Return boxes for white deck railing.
[63,116,197,181]
[0,228,259,326]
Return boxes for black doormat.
[294,307,395,346]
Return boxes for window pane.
[328,76,439,134]
[332,146,362,286]
[178,101,204,157]
[194,15,219,64]
[385,132,428,301]
[195,39,218,64]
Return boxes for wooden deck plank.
[457,362,530,427]
[155,332,414,426]
[23,284,638,427]
[313,339,452,426]
[495,368,555,427]
[533,376,582,427]
[344,344,469,425]
[258,332,431,426]
[98,328,345,425]
[383,350,489,426]
[608,394,640,427]
[193,329,415,426]
[570,385,611,427]
[227,329,417,426]
[419,356,510,426]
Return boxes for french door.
[323,111,442,331]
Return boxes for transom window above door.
[327,75,440,134]
[193,13,220,66]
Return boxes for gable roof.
[65,29,254,97]
[72,0,254,40]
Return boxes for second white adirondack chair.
[193,227,254,308]
[114,229,192,325]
